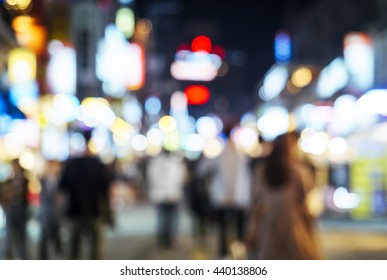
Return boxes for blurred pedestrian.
[209,127,251,258]
[0,159,30,259]
[245,131,323,260]
[147,149,188,249]
[59,130,111,259]
[185,153,215,252]
[39,160,63,259]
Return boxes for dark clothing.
[186,157,214,248]
[216,207,246,257]
[156,202,178,248]
[0,170,29,259]
[69,217,102,260]
[186,159,214,218]
[39,176,62,259]
[59,155,110,259]
[59,156,110,218]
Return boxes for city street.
[0,204,387,260]
[12,203,387,260]
[105,205,387,260]
[1,0,387,268]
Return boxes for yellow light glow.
[6,0,32,11]
[203,137,225,159]
[146,144,162,156]
[136,18,152,35]
[8,48,37,84]
[113,133,130,146]
[111,117,134,137]
[18,0,31,9]
[12,15,32,33]
[88,137,104,155]
[158,116,177,133]
[27,24,47,54]
[163,131,180,151]
[19,150,35,170]
[81,97,109,107]
[6,0,18,5]
[12,16,46,54]
[291,67,312,88]
[4,133,24,159]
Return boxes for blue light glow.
[274,31,291,63]
[145,96,162,115]
[10,81,38,108]
[118,0,134,4]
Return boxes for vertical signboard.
[344,32,374,91]
[71,0,103,100]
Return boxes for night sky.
[136,0,288,77]
[134,0,293,117]
[182,0,287,84]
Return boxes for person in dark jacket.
[39,160,63,259]
[186,154,215,251]
[0,159,30,259]
[59,130,110,260]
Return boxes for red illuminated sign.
[191,36,212,53]
[185,85,210,105]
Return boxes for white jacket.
[209,142,251,209]
[147,152,187,203]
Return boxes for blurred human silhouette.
[246,131,323,260]
[146,148,188,249]
[59,130,111,259]
[0,159,30,259]
[39,160,63,259]
[186,153,215,252]
[209,127,251,258]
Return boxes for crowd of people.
[0,127,324,260]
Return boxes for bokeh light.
[131,134,148,152]
[78,98,116,128]
[328,137,348,156]
[257,106,289,141]
[203,137,225,158]
[145,96,162,115]
[260,66,288,101]
[136,18,153,35]
[291,67,312,88]
[191,35,212,53]
[184,134,205,152]
[185,85,210,105]
[19,150,35,171]
[116,8,135,39]
[196,116,218,138]
[158,116,177,133]
[333,187,361,210]
[8,48,36,85]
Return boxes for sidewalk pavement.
[2,203,387,260]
